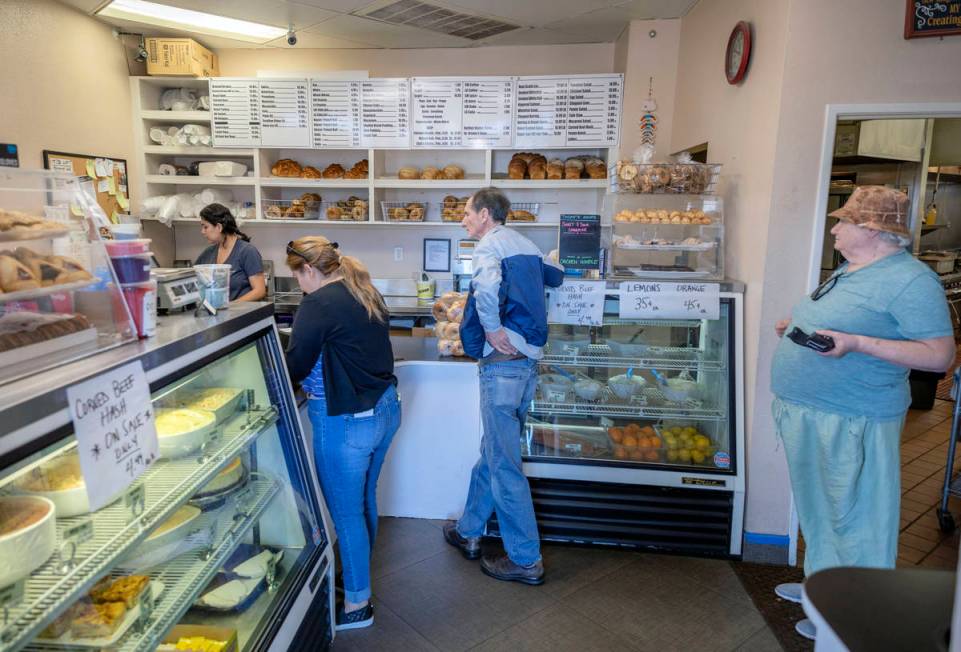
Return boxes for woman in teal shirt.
[770,186,954,641]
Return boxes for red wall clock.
[725,21,752,85]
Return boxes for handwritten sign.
[559,214,601,271]
[67,361,159,511]
[548,280,606,326]
[619,281,720,320]
[905,1,961,38]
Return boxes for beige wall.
[218,43,615,78]
[670,0,791,536]
[616,20,681,162]
[752,0,961,533]
[0,0,136,200]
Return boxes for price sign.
[209,78,262,147]
[547,280,606,326]
[619,281,720,320]
[125,483,146,521]
[259,79,311,147]
[67,361,158,511]
[0,580,24,611]
[411,77,464,148]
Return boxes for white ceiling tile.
[476,26,602,46]
[263,30,377,48]
[542,6,639,40]
[613,0,700,19]
[305,14,470,47]
[441,0,619,28]
[92,14,269,47]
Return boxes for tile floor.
[332,399,960,651]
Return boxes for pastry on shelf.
[546,159,564,180]
[300,192,321,204]
[89,575,150,609]
[398,166,419,180]
[507,209,536,222]
[564,158,584,180]
[264,205,284,219]
[351,205,366,220]
[0,254,40,291]
[443,164,465,180]
[442,195,459,210]
[321,163,345,179]
[585,158,607,179]
[527,157,547,180]
[507,156,527,180]
[407,206,424,221]
[270,159,302,177]
[326,206,344,220]
[69,601,127,639]
[0,312,92,352]
[301,166,322,179]
[0,209,71,240]
[284,201,305,219]
[387,207,409,221]
[420,166,442,180]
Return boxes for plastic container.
[121,280,157,338]
[195,264,231,310]
[110,253,152,284]
[109,223,142,240]
[608,374,647,400]
[537,374,573,402]
[573,378,604,401]
[105,239,152,256]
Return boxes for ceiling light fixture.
[97,0,287,43]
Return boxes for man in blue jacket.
[443,187,564,585]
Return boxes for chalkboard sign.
[905,1,961,39]
[559,214,601,271]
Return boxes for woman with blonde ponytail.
[284,235,400,631]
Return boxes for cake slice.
[69,601,126,639]
[89,575,150,608]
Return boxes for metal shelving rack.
[0,407,278,652]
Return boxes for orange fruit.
[622,434,638,448]
[649,436,662,448]
[613,445,628,460]
[643,450,660,461]
[609,428,624,443]
[626,423,641,434]
[629,448,644,460]
[637,436,650,448]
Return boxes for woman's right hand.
[775,319,791,338]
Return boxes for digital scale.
[152,268,200,313]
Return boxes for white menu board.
[411,78,463,148]
[514,76,569,149]
[618,281,720,320]
[209,79,262,148]
[259,79,311,148]
[311,80,363,149]
[566,74,622,146]
[361,78,411,148]
[462,77,513,148]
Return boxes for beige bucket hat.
[828,185,910,237]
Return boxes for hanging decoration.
[639,77,658,147]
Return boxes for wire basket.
[321,199,369,221]
[609,162,720,195]
[440,195,470,222]
[381,201,428,222]
[507,202,540,223]
[262,198,320,220]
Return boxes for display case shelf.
[1,407,278,651]
[540,348,726,372]
[530,398,725,421]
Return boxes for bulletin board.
[42,150,130,222]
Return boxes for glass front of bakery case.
[526,297,736,474]
[0,337,329,652]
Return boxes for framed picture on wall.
[423,238,451,273]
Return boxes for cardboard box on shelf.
[161,625,237,652]
[146,38,219,77]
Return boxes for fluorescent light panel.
[98,0,287,43]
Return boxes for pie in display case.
[0,306,334,652]
[497,285,746,558]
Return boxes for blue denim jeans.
[308,384,401,603]
[457,358,541,566]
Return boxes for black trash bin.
[910,369,947,410]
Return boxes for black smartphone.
[787,326,836,353]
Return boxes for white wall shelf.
[493,178,609,189]
[373,176,488,189]
[259,177,370,189]
[141,110,211,122]
[145,175,256,186]
[144,146,254,156]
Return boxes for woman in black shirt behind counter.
[284,235,399,632]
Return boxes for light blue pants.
[458,358,541,566]
[773,397,903,576]
[308,385,401,603]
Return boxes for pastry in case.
[13,451,121,517]
[174,387,244,424]
[0,495,56,588]
[194,456,246,500]
[155,407,216,458]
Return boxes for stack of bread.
[613,161,714,194]
[440,195,469,222]
[507,153,606,180]
[433,291,467,357]
[325,196,368,221]
[397,164,465,180]
[270,159,368,180]
[613,209,713,225]
[383,202,426,221]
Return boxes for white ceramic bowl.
[0,496,56,588]
[574,378,604,401]
[538,374,573,402]
[608,374,647,400]
[155,408,217,458]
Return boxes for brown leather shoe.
[480,553,544,585]
[443,522,481,560]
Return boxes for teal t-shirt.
[771,251,952,420]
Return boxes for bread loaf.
[507,158,527,180]
[564,157,584,180]
[443,165,465,180]
[508,209,536,222]
[271,159,302,177]
[322,164,345,179]
[528,158,547,180]
[398,166,419,180]
[421,166,442,180]
[547,159,564,180]
[585,158,607,179]
[301,166,322,179]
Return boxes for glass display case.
[497,285,745,557]
[0,306,333,652]
[607,194,724,280]
[0,169,137,386]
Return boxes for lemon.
[691,450,706,464]
[678,449,692,463]
[667,450,679,462]
[694,435,711,448]
[683,427,697,436]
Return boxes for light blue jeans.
[457,358,541,566]
[773,397,903,577]
[309,385,401,603]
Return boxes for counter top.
[0,303,275,444]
